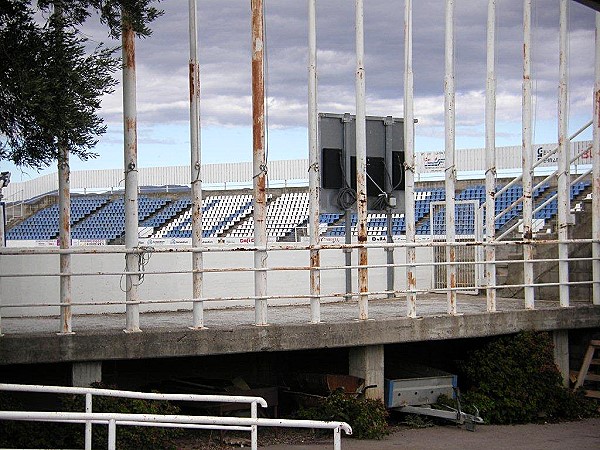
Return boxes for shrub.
[62,382,182,449]
[297,389,388,439]
[0,383,181,449]
[458,331,598,424]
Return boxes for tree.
[0,0,119,170]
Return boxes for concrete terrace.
[2,295,599,366]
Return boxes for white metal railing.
[0,237,597,335]
[0,383,352,450]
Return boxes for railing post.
[189,0,205,330]
[522,0,535,309]
[404,0,417,318]
[355,0,369,320]
[251,401,258,450]
[485,0,497,312]
[444,0,457,315]
[557,0,570,307]
[333,426,341,450]
[251,0,268,326]
[122,14,140,333]
[593,12,600,306]
[58,145,72,334]
[108,418,116,450]
[85,392,92,450]
[308,0,321,323]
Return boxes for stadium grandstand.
[3,141,593,246]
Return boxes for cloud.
[91,0,596,144]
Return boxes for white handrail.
[0,408,352,450]
[0,383,268,450]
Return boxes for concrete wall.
[0,246,433,317]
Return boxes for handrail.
[0,383,268,450]
[494,120,592,200]
[0,384,352,450]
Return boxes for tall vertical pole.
[122,16,140,332]
[58,146,72,333]
[308,0,321,323]
[189,0,204,329]
[444,0,457,315]
[384,117,394,299]
[485,0,497,312]
[404,0,417,318]
[522,0,535,309]
[557,0,570,307]
[251,0,268,326]
[355,0,369,320]
[593,12,600,306]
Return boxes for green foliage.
[89,0,164,38]
[0,383,181,449]
[62,382,182,449]
[297,390,389,440]
[459,331,598,424]
[0,0,119,169]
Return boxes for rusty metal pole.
[58,146,72,334]
[404,0,417,318]
[593,12,600,306]
[251,0,268,326]
[444,0,457,315]
[557,0,570,307]
[485,0,497,313]
[188,0,205,329]
[355,0,369,320]
[122,17,140,332]
[522,0,535,309]
[308,0,321,323]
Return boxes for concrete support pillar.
[349,345,384,401]
[553,330,569,388]
[72,361,102,387]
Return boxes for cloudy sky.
[5,0,598,181]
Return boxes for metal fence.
[0,236,597,335]
[0,383,351,450]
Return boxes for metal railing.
[0,383,352,450]
[0,236,597,335]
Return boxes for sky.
[3,0,598,183]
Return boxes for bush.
[458,331,598,424]
[297,389,388,439]
[62,382,182,449]
[0,383,181,449]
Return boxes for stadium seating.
[5,180,592,242]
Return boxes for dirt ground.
[174,418,600,450]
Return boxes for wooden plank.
[584,390,600,399]
[585,373,600,382]
[574,344,597,390]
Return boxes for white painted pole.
[251,0,268,326]
[85,393,92,450]
[355,0,369,320]
[122,16,140,332]
[108,419,116,450]
[308,0,321,323]
[485,0,497,313]
[557,0,570,307]
[522,0,535,309]
[593,12,600,306]
[444,0,457,315]
[189,0,204,329]
[404,0,417,318]
[58,146,72,333]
